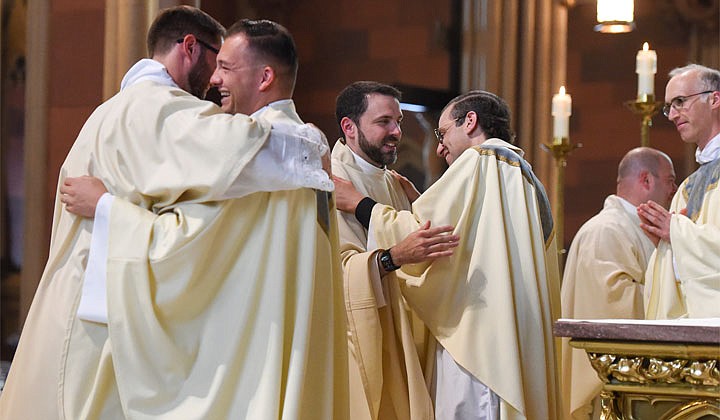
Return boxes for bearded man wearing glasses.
[638,63,720,319]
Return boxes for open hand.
[390,220,459,266]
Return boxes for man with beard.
[332,81,460,420]
[0,8,332,420]
[335,90,561,419]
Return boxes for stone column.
[103,0,157,99]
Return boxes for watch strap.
[379,248,400,272]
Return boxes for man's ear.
[177,34,199,62]
[464,111,479,134]
[639,170,652,190]
[710,91,720,109]
[340,117,356,138]
[258,66,275,92]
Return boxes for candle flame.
[559,86,566,95]
[643,42,649,51]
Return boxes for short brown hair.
[225,19,298,92]
[146,6,225,57]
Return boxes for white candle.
[636,42,657,99]
[552,86,572,142]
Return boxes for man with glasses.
[332,81,460,420]
[335,90,561,419]
[638,63,720,319]
[561,147,676,419]
[0,8,334,420]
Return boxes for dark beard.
[358,129,398,167]
[187,55,210,99]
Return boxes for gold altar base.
[624,95,663,147]
[555,320,720,420]
[577,340,720,420]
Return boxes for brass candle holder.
[542,138,582,264]
[624,94,663,147]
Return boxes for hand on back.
[390,220,459,266]
[60,176,108,218]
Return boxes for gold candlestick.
[542,138,582,268]
[624,94,663,147]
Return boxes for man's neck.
[695,131,720,164]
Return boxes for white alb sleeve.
[222,122,333,199]
[77,192,114,324]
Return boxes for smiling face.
[349,93,403,167]
[664,69,716,149]
[209,34,264,115]
[435,106,473,165]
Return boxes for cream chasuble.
[645,157,720,319]
[62,101,346,419]
[0,76,333,419]
[560,195,654,419]
[331,141,435,420]
[369,141,561,420]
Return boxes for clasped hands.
[637,200,687,246]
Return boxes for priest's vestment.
[645,157,720,319]
[369,140,561,420]
[560,194,654,419]
[332,140,435,420]
[0,77,335,419]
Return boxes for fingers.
[414,230,459,250]
[418,224,455,236]
[389,169,407,180]
[417,220,431,230]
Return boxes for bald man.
[560,147,677,419]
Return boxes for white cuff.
[77,193,114,324]
[222,122,333,199]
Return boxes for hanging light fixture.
[595,0,635,33]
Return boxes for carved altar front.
[555,319,720,419]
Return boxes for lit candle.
[636,42,657,99]
[552,86,572,143]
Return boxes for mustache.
[383,135,400,143]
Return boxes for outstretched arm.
[388,220,458,267]
[333,175,459,274]
[60,176,108,218]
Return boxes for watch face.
[380,250,398,271]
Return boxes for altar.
[554,318,720,419]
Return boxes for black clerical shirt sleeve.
[355,197,377,230]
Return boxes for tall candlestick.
[552,86,572,143]
[636,42,657,99]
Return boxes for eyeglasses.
[434,115,466,144]
[662,90,715,117]
[176,37,220,55]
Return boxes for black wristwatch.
[379,249,401,272]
